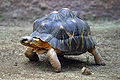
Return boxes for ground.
[0,20,120,80]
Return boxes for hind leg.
[24,47,39,61]
[88,47,105,66]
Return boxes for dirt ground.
[0,20,120,80]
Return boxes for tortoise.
[20,8,105,72]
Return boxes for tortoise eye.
[20,38,29,44]
[21,38,27,42]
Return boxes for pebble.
[81,67,92,75]
[14,62,18,66]
[18,54,22,56]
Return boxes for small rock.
[12,12,18,18]
[40,3,48,10]
[117,76,120,79]
[81,67,92,75]
[18,54,22,56]
[14,62,18,66]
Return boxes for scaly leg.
[47,48,61,72]
[24,47,39,61]
[88,47,105,66]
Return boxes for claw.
[95,61,106,66]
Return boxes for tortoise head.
[20,36,41,48]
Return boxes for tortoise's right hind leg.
[24,47,39,62]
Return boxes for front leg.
[24,47,39,61]
[88,47,105,66]
[46,48,61,72]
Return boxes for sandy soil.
[0,21,120,80]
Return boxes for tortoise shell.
[31,8,96,53]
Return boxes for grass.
[86,56,90,65]
[39,66,46,70]
[1,16,5,22]
[102,56,107,60]
[87,17,94,21]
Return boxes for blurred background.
[0,0,120,21]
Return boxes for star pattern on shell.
[31,8,96,52]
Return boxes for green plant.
[39,66,46,70]
[102,56,107,60]
[1,16,5,22]
[86,56,90,65]
[88,17,94,21]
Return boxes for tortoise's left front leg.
[88,47,105,66]
[24,47,39,61]
[47,48,61,72]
